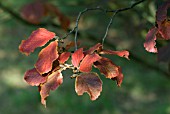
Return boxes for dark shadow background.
[0,0,170,114]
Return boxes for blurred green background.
[0,0,170,114]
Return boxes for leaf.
[35,41,59,74]
[158,43,170,62]
[84,43,102,55]
[156,1,170,26]
[94,57,119,79]
[59,14,70,31]
[158,21,170,40]
[39,70,63,107]
[144,27,158,53]
[99,50,129,60]
[79,54,101,73]
[112,66,123,87]
[75,72,102,101]
[19,28,56,56]
[71,48,84,67]
[24,68,47,86]
[20,2,45,24]
[58,52,71,64]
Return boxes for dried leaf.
[21,2,45,24]
[35,41,59,74]
[94,57,119,79]
[156,1,170,26]
[75,72,102,100]
[19,28,55,56]
[99,50,129,60]
[112,66,123,87]
[84,43,102,55]
[71,48,84,67]
[24,68,47,86]
[144,27,158,53]
[79,54,101,73]
[58,52,71,64]
[39,70,63,107]
[158,21,170,40]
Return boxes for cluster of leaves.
[144,1,170,62]
[21,1,70,30]
[19,28,129,107]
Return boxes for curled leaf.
[19,28,56,56]
[112,66,123,87]
[71,48,84,67]
[58,52,71,64]
[35,41,59,74]
[39,70,63,107]
[94,57,119,79]
[24,68,47,86]
[84,43,102,55]
[144,27,158,53]
[99,50,129,60]
[79,54,101,73]
[75,72,102,100]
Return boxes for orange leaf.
[94,57,119,79]
[71,48,84,67]
[99,50,129,60]
[35,41,59,74]
[112,66,123,87]
[39,70,63,107]
[144,27,158,53]
[58,52,71,64]
[24,68,47,86]
[158,21,170,40]
[19,28,55,56]
[79,54,101,73]
[20,2,45,24]
[84,43,102,55]
[75,72,102,100]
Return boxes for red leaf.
[84,43,102,55]
[112,66,123,87]
[144,27,158,53]
[39,70,63,107]
[158,21,170,40]
[99,50,129,60]
[19,28,56,56]
[71,48,84,67]
[94,57,119,79]
[59,15,70,31]
[75,72,102,101]
[58,52,71,64]
[21,2,45,24]
[156,1,170,26]
[35,41,59,74]
[24,68,47,86]
[158,43,170,62]
[79,54,101,73]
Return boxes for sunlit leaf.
[99,50,129,60]
[112,66,123,87]
[58,52,71,64]
[21,2,45,24]
[84,43,102,55]
[19,28,55,56]
[39,70,63,107]
[75,72,102,100]
[71,48,84,67]
[144,27,158,53]
[24,68,47,86]
[35,41,59,74]
[79,54,101,72]
[94,57,119,79]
